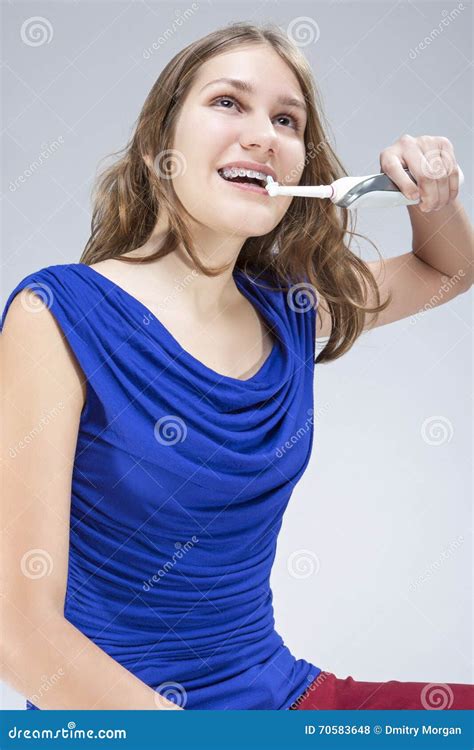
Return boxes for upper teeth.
[220,167,269,181]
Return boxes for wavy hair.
[80,21,391,364]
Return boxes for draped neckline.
[75,262,281,386]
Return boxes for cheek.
[283,144,306,184]
[173,111,233,174]
[195,111,241,156]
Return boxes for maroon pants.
[290,671,474,710]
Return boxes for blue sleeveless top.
[1,262,321,710]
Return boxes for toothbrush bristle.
[264,175,278,195]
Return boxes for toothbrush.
[265,166,465,209]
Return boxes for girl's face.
[169,45,308,240]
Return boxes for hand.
[379,134,461,213]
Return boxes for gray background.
[2,0,472,709]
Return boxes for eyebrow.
[199,77,307,113]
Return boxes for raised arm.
[363,134,472,331]
[1,290,181,710]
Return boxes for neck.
[124,220,248,316]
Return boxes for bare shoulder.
[88,256,122,280]
[88,254,150,290]
[2,289,86,412]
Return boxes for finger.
[434,149,452,209]
[380,154,420,201]
[419,146,453,211]
[446,154,460,204]
[417,172,440,212]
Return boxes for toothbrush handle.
[338,166,465,209]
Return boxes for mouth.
[217,168,271,196]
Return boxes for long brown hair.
[80,21,391,365]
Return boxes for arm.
[362,134,472,331]
[1,292,181,710]
[315,241,472,339]
[407,196,473,285]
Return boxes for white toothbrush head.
[265,175,280,197]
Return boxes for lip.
[217,170,271,196]
[216,161,276,197]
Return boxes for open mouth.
[217,168,270,195]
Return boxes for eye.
[212,94,302,131]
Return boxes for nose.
[239,112,279,154]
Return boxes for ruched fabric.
[1,262,321,710]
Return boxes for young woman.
[1,22,472,712]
